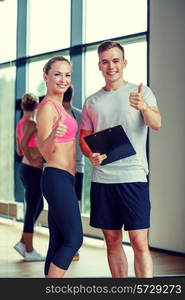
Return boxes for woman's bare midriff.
[45,141,76,176]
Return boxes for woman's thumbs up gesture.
[53,116,67,137]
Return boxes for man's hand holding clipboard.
[88,152,107,166]
[84,125,136,166]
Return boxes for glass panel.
[84,0,147,43]
[0,65,16,202]
[82,41,147,214]
[0,0,17,62]
[85,49,105,97]
[28,0,71,56]
[28,59,48,97]
[123,41,147,85]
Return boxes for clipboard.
[84,125,136,165]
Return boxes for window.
[85,48,104,97]
[28,0,71,56]
[123,40,147,85]
[28,59,48,96]
[84,0,147,43]
[0,0,17,63]
[0,65,16,202]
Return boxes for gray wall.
[149,0,185,253]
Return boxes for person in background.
[36,56,83,278]
[80,40,161,278]
[14,92,45,262]
[63,86,85,261]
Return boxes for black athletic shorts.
[90,182,150,231]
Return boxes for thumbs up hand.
[137,83,143,94]
[53,116,67,137]
[129,83,148,111]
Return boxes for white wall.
[149,0,185,253]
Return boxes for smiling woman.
[36,56,83,278]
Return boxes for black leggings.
[75,172,84,201]
[41,167,83,275]
[19,163,43,233]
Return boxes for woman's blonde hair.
[43,56,71,74]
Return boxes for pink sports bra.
[17,118,37,147]
[40,97,78,143]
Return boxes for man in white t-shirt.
[80,40,161,278]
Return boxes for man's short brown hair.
[98,40,125,59]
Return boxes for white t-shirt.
[81,82,158,183]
